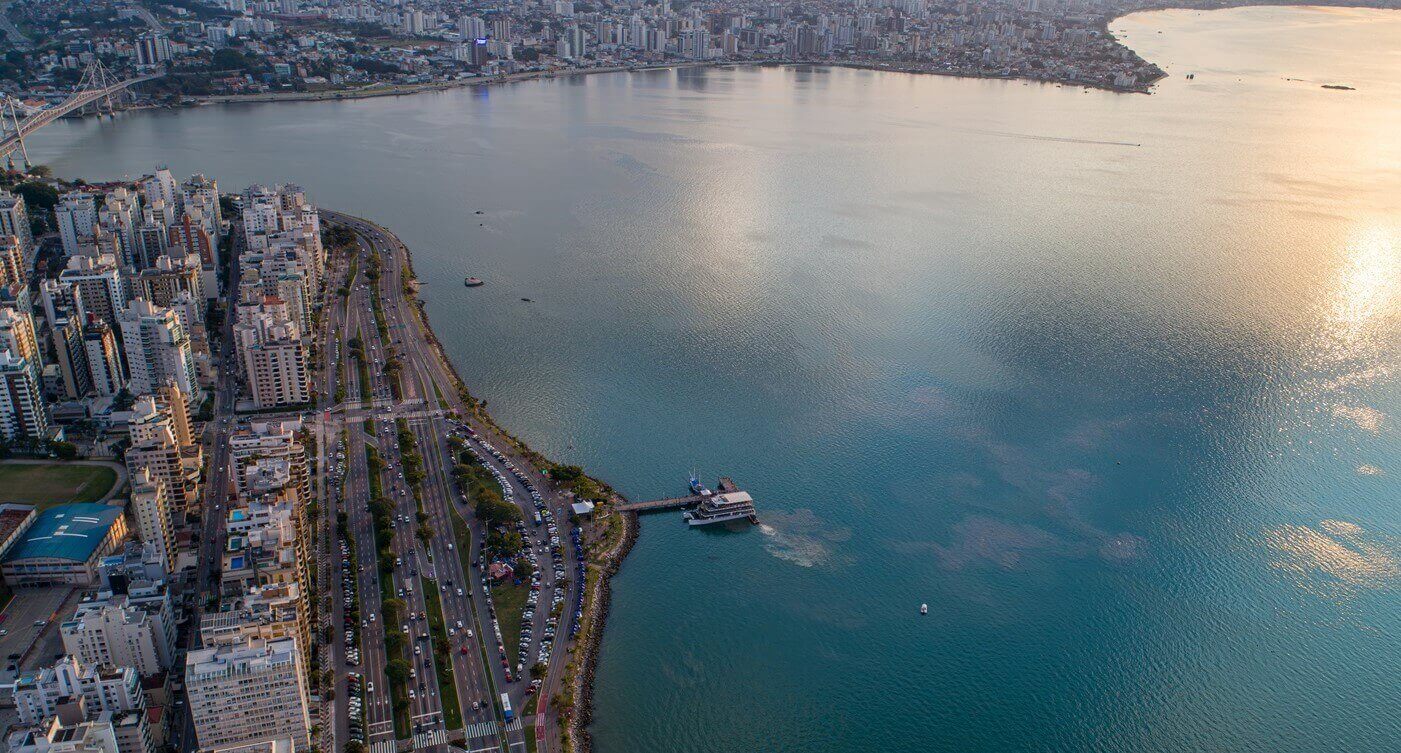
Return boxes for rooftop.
[2,504,123,564]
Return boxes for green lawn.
[492,576,530,669]
[421,578,463,729]
[0,463,118,508]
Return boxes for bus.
[501,693,514,722]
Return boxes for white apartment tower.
[0,349,47,440]
[128,467,174,571]
[0,188,34,269]
[59,599,174,676]
[58,255,128,331]
[56,192,98,257]
[185,637,310,752]
[117,299,197,398]
[235,302,309,409]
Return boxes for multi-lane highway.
[320,210,588,753]
[186,211,585,753]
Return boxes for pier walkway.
[615,477,741,513]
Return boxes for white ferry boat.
[683,490,758,527]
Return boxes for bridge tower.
[76,59,122,117]
[0,96,32,170]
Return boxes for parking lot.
[0,587,76,683]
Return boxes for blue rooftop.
[2,504,123,564]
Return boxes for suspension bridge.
[0,60,162,167]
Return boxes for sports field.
[0,463,119,508]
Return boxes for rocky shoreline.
[568,508,639,753]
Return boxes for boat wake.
[759,524,828,568]
[758,510,852,568]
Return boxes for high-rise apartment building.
[13,656,148,728]
[117,299,197,398]
[58,255,128,332]
[56,192,98,258]
[0,349,47,440]
[83,320,125,397]
[235,301,309,409]
[60,592,177,676]
[184,638,310,752]
[128,467,174,571]
[0,189,34,269]
[125,395,200,519]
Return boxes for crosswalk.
[370,741,397,753]
[504,719,523,732]
[462,721,498,739]
[413,729,447,749]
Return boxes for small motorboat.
[464,277,484,287]
[919,603,929,615]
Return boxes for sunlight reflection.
[1265,520,1400,598]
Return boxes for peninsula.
[0,162,628,753]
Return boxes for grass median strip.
[366,444,411,739]
[421,578,463,729]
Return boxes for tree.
[385,658,410,684]
[112,388,136,411]
[530,662,547,680]
[211,48,251,71]
[51,441,78,461]
[26,165,51,178]
[15,181,58,211]
[344,742,365,753]
[382,597,406,625]
[324,225,356,250]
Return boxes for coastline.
[183,61,723,106]
[567,510,638,753]
[134,4,1397,112]
[335,209,637,753]
[171,46,1164,111]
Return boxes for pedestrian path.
[462,721,497,739]
[413,729,447,749]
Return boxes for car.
[456,588,464,597]
[367,682,375,693]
